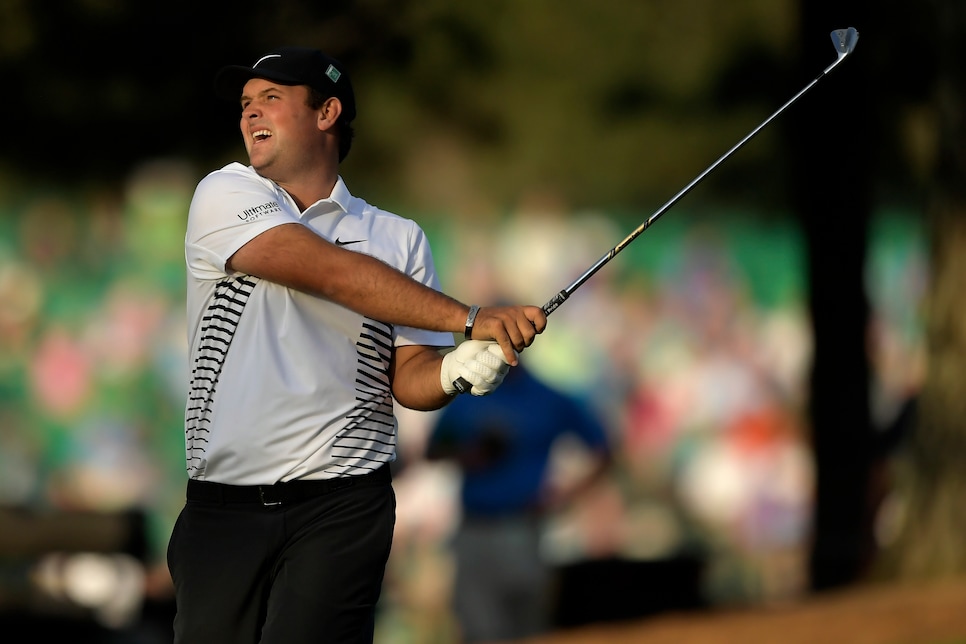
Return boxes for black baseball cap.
[213,47,356,122]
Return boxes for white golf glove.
[440,340,513,397]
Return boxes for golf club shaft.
[543,32,856,316]
[453,28,858,395]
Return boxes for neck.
[253,145,340,212]
[277,173,338,212]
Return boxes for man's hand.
[467,306,547,365]
[440,341,513,396]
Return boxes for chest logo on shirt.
[335,237,367,246]
[238,201,282,222]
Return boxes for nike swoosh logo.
[334,238,367,246]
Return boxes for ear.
[318,97,343,132]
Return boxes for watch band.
[464,305,480,339]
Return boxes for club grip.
[452,376,472,394]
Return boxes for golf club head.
[831,27,859,59]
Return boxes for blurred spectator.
[425,360,612,643]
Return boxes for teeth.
[252,130,271,140]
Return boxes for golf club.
[453,27,859,394]
[542,26,859,315]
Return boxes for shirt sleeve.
[185,165,301,280]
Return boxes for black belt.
[186,465,391,506]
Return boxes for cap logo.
[253,54,281,68]
[325,64,341,83]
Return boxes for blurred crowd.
[0,163,926,642]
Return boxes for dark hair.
[308,87,355,163]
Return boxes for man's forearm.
[229,222,469,332]
[228,222,545,361]
[390,345,453,411]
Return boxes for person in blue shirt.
[425,360,612,643]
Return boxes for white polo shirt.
[184,162,453,485]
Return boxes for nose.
[242,103,261,120]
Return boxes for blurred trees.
[0,1,924,211]
[788,0,966,590]
[876,0,966,580]
[0,0,804,214]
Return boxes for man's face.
[238,79,319,179]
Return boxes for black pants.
[167,467,395,644]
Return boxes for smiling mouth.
[252,129,272,142]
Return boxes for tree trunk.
[790,0,875,591]
[876,0,966,577]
